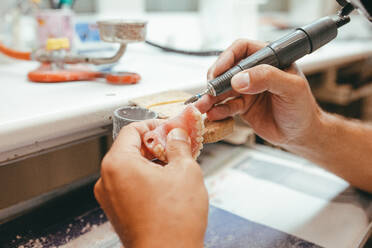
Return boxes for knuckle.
[239,97,251,114]
[187,163,204,180]
[93,181,103,203]
[121,123,135,133]
[166,143,178,154]
[101,154,113,171]
[207,66,214,77]
[298,78,307,89]
[174,157,196,169]
[227,99,242,115]
[126,122,138,131]
[182,158,199,168]
[219,103,232,115]
[292,75,308,91]
[100,154,121,179]
[256,64,274,79]
[234,97,245,111]
[168,142,190,156]
[122,123,141,136]
[233,38,248,47]
[101,153,140,183]
[185,157,198,166]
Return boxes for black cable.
[338,3,355,17]
[335,15,351,28]
[145,40,222,57]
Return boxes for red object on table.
[105,72,141,85]
[28,64,141,84]
[28,64,102,83]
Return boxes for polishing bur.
[184,89,209,105]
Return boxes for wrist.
[282,109,331,158]
[131,234,204,248]
[133,240,204,248]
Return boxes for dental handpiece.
[185,16,350,105]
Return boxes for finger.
[231,64,304,97]
[111,119,163,156]
[103,120,162,178]
[166,128,193,165]
[94,179,116,221]
[93,178,105,205]
[132,119,164,134]
[94,179,129,243]
[206,95,257,120]
[285,63,306,79]
[207,39,266,80]
[112,123,146,155]
[194,91,239,114]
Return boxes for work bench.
[0,13,371,247]
[1,41,370,165]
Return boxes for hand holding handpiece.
[195,40,322,148]
[196,39,372,193]
[185,15,350,105]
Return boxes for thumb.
[166,128,193,163]
[231,64,303,96]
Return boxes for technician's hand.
[195,39,322,147]
[94,120,208,248]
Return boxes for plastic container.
[36,9,74,49]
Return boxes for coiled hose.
[0,42,31,61]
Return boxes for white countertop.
[0,44,213,163]
[0,14,371,164]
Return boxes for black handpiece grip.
[207,16,338,96]
[207,47,278,95]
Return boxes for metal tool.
[0,19,147,65]
[185,0,372,105]
[31,20,147,65]
[0,19,147,83]
[113,106,158,140]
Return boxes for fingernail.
[167,128,191,144]
[232,72,250,91]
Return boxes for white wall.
[0,0,15,13]
[146,0,198,11]
[96,0,145,15]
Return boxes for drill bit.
[184,89,209,105]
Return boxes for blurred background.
[0,2,371,247]
[1,0,370,53]
[0,0,331,13]
[1,0,370,50]
[0,0,371,143]
[5,0,335,14]
[0,0,370,130]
